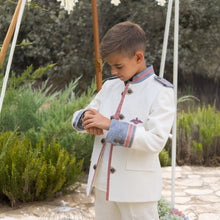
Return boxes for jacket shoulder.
[154,75,174,88]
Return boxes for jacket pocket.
[126,149,158,172]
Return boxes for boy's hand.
[86,127,104,135]
[83,108,111,131]
[83,109,104,135]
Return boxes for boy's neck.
[134,61,147,76]
[127,62,147,82]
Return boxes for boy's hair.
[100,21,146,59]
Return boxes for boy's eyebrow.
[113,63,122,67]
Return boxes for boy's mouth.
[117,76,123,80]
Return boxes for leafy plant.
[177,104,220,165]
[158,197,172,217]
[159,148,171,167]
[0,66,97,171]
[0,131,83,207]
[158,197,188,220]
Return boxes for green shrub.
[71,132,94,171]
[159,148,171,167]
[0,132,83,207]
[0,64,56,132]
[177,104,220,165]
[0,66,96,171]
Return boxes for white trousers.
[94,188,159,220]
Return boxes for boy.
[72,21,175,220]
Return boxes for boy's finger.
[82,114,94,121]
[94,128,104,135]
[86,127,103,135]
[99,130,104,135]
[96,128,102,135]
[84,123,95,130]
[87,127,95,134]
[83,119,94,127]
[86,108,98,114]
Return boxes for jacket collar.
[125,65,154,85]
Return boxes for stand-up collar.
[125,65,154,85]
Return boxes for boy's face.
[106,52,145,82]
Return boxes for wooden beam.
[0,0,22,67]
[91,0,102,92]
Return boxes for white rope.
[159,0,173,78]
[159,0,179,209]
[171,0,179,209]
[0,0,27,114]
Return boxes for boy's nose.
[111,69,117,75]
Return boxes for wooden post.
[0,0,27,113]
[0,0,22,67]
[91,0,102,92]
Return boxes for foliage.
[0,65,96,170]
[158,197,172,217]
[0,63,56,89]
[176,104,220,165]
[158,197,188,220]
[159,148,171,167]
[0,0,95,92]
[0,64,57,132]
[71,132,94,171]
[25,77,96,168]
[0,131,83,207]
[0,0,219,103]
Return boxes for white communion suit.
[72,65,175,219]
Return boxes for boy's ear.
[135,51,144,63]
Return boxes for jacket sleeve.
[72,109,87,132]
[72,81,106,132]
[105,87,175,153]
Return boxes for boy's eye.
[116,66,122,69]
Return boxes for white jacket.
[72,66,175,202]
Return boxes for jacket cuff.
[106,119,136,148]
[72,110,86,131]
